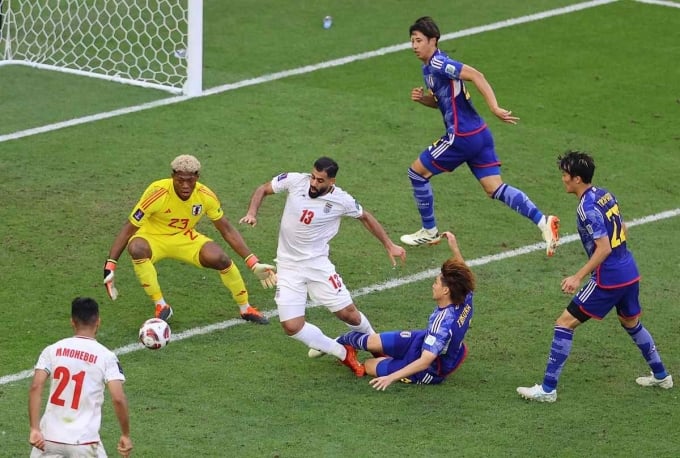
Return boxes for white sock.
[347,312,375,334]
[291,322,345,359]
[537,215,547,231]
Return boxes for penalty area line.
[1,206,678,386]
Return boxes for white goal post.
[0,0,203,96]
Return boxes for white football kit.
[31,336,125,457]
[271,172,362,320]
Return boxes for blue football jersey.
[422,292,474,376]
[422,49,487,136]
[576,186,640,287]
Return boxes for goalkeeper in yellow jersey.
[104,154,275,324]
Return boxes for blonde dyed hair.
[171,154,201,174]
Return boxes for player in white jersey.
[28,297,132,457]
[240,157,406,376]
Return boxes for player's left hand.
[117,435,133,457]
[252,263,277,288]
[369,376,394,391]
[245,254,277,288]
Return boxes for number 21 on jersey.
[50,366,85,410]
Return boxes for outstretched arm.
[216,213,277,289]
[103,221,139,300]
[358,210,406,266]
[213,216,255,260]
[460,64,519,125]
[239,181,275,227]
[107,221,139,261]
[441,231,464,263]
[369,350,437,391]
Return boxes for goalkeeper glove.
[244,254,277,289]
[103,259,119,300]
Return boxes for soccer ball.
[138,318,171,350]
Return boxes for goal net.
[0,0,203,95]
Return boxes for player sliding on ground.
[337,231,473,389]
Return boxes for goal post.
[0,0,203,96]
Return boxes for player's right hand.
[238,214,257,226]
[410,86,424,102]
[103,259,119,300]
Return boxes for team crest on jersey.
[192,204,203,216]
[445,63,457,77]
[424,334,436,346]
[324,202,333,213]
[426,75,434,89]
[276,173,288,181]
[133,208,145,221]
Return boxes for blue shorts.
[375,330,467,385]
[572,279,642,320]
[419,128,501,180]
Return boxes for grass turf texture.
[1,1,679,456]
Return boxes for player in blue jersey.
[517,151,673,402]
[400,16,560,256]
[337,231,473,390]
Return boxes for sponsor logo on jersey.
[399,331,412,338]
[133,208,145,221]
[586,224,594,235]
[426,75,434,88]
[277,173,288,181]
[445,63,457,77]
[164,208,172,213]
[191,204,203,216]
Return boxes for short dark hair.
[558,150,595,184]
[313,156,339,178]
[440,258,475,304]
[71,297,100,326]
[409,16,441,43]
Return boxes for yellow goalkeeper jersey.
[128,178,223,235]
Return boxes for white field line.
[634,0,680,7]
[2,207,678,386]
[0,0,619,145]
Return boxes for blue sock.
[408,168,436,230]
[492,183,543,225]
[542,326,574,392]
[624,322,667,378]
[337,331,369,350]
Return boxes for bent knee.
[127,238,151,259]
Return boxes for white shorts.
[31,441,107,458]
[275,258,353,321]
